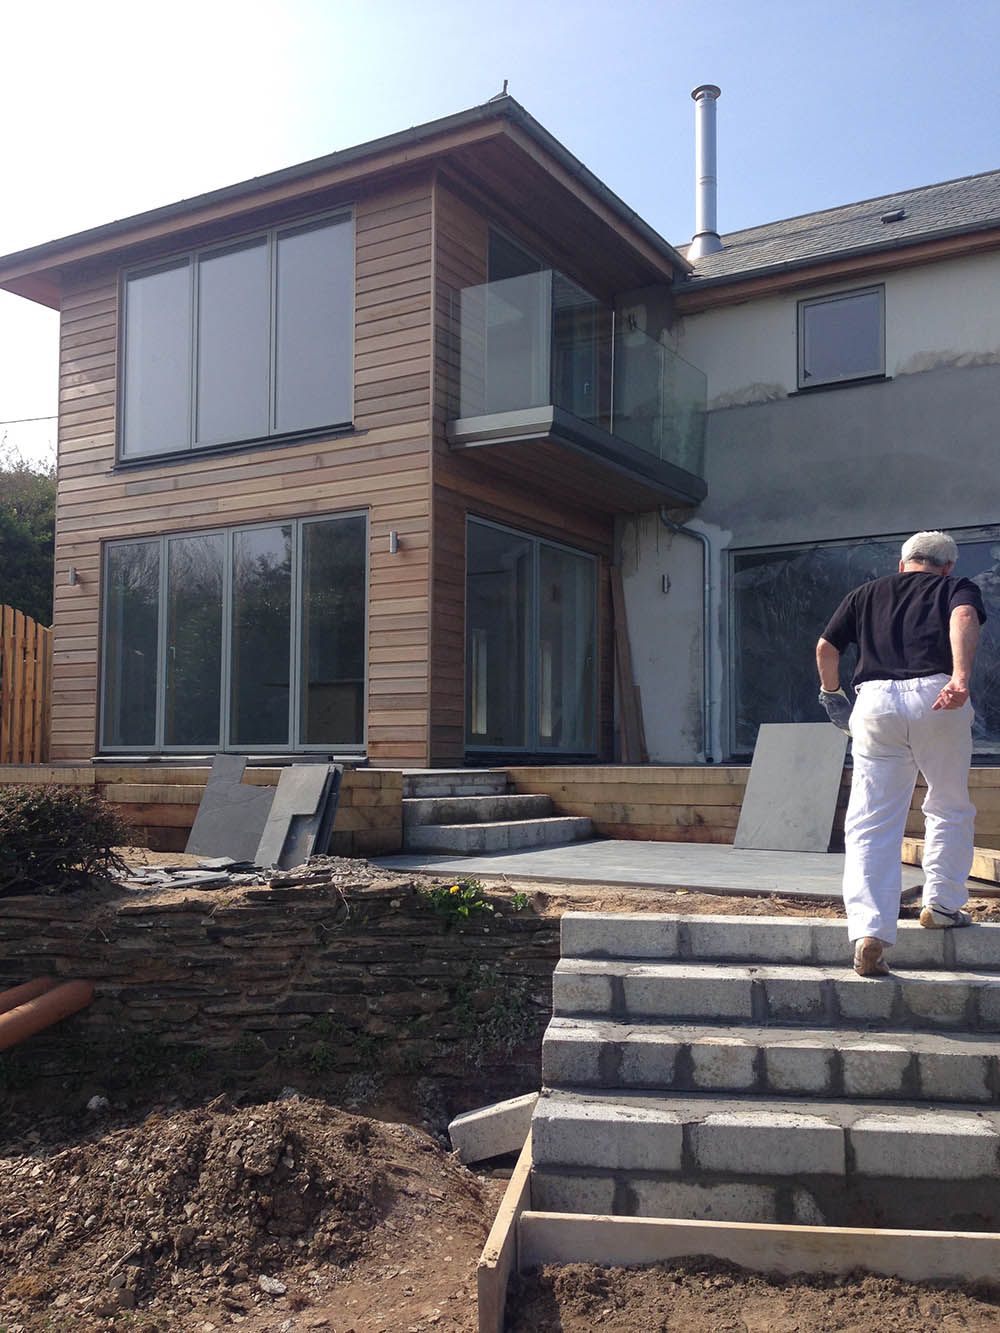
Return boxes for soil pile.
[0,1094,495,1332]
[507,1259,1000,1332]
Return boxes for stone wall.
[0,876,559,1100]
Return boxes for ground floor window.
[731,528,1000,756]
[101,513,367,752]
[465,517,596,754]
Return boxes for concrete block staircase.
[532,911,1000,1232]
[401,769,592,854]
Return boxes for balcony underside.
[446,406,707,514]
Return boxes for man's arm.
[816,637,841,691]
[933,605,981,710]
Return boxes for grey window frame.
[464,514,598,757]
[727,524,1000,759]
[99,511,368,755]
[118,208,355,462]
[796,284,885,390]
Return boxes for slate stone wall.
[0,880,559,1096]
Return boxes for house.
[0,90,997,784]
[0,96,705,773]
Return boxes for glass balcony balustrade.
[456,269,706,479]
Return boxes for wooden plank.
[903,836,1000,891]
[477,1132,532,1333]
[516,1212,1000,1285]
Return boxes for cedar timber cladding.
[429,176,616,764]
[51,176,435,765]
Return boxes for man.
[816,531,986,976]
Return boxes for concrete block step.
[542,1015,1000,1103]
[401,769,508,798]
[560,911,1000,972]
[530,1088,1000,1230]
[553,959,1000,1031]
[403,793,553,826]
[403,816,593,854]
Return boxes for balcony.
[446,269,707,512]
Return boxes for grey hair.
[901,530,959,568]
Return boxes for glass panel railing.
[613,321,707,477]
[460,271,552,416]
[457,270,706,479]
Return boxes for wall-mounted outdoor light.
[68,566,79,586]
[389,531,401,554]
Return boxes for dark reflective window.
[300,517,366,745]
[102,542,160,746]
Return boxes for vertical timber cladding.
[429,175,615,765]
[51,174,436,765]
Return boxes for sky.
[1,0,998,471]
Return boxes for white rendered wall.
[675,251,1000,408]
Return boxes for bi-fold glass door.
[465,517,596,754]
[101,512,367,752]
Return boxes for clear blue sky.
[2,0,998,467]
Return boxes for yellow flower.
[449,884,460,894]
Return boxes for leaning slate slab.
[734,723,848,853]
[255,764,343,870]
[185,754,276,862]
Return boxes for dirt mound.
[0,1094,495,1331]
[507,1259,1000,1332]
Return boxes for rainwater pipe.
[660,509,714,763]
[0,977,95,1052]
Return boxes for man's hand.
[932,679,969,710]
[819,686,853,732]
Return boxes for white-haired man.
[816,531,986,976]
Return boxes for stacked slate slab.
[185,756,343,869]
[533,912,1000,1232]
[402,769,592,853]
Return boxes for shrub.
[0,784,131,896]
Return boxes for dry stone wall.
[0,878,559,1097]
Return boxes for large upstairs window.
[102,512,367,752]
[120,212,354,460]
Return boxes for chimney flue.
[689,84,722,259]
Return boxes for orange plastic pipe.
[0,976,57,1016]
[0,980,94,1052]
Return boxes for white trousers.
[843,674,975,945]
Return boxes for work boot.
[919,904,972,929]
[853,937,890,977]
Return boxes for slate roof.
[683,168,1000,285]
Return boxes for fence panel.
[0,605,52,764]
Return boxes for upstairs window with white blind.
[120,212,354,460]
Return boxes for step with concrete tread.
[554,957,1000,1030]
[530,1088,1000,1229]
[401,769,508,798]
[405,815,593,853]
[542,1015,1000,1103]
[560,911,1000,972]
[403,793,553,826]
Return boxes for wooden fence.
[0,605,52,764]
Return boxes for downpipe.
[660,508,714,763]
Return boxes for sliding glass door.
[466,518,596,755]
[102,513,366,752]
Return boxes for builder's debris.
[119,852,392,895]
[449,1093,538,1164]
[184,756,343,870]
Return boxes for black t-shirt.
[821,571,987,685]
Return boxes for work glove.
[818,686,853,733]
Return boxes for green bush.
[0,784,131,897]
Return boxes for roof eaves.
[0,96,688,284]
[680,216,1000,291]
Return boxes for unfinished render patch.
[734,723,848,853]
[184,755,276,862]
[255,764,343,869]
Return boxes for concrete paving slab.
[448,1092,538,1163]
[734,723,848,852]
[373,839,928,902]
